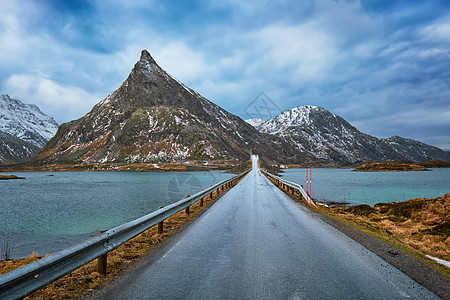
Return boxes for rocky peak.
[140,49,157,64]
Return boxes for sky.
[0,0,449,150]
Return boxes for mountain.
[0,130,40,165]
[246,118,265,128]
[34,50,297,164]
[0,94,59,147]
[248,105,448,165]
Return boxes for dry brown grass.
[0,179,243,299]
[321,193,450,263]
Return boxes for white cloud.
[151,42,213,82]
[419,20,450,43]
[251,23,337,82]
[5,74,102,124]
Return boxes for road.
[99,156,438,299]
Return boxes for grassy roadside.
[311,195,449,275]
[317,209,450,277]
[0,175,247,299]
[313,194,449,274]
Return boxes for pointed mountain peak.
[140,49,156,65]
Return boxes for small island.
[353,162,430,172]
[418,160,450,168]
[0,175,25,180]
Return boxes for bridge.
[0,155,444,299]
[98,155,438,299]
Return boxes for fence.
[0,170,250,299]
[261,170,315,206]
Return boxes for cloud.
[251,24,337,82]
[4,74,102,124]
[150,42,213,82]
[0,0,449,150]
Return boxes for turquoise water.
[282,168,450,206]
[0,171,232,258]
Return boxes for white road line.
[161,241,182,260]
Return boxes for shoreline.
[0,161,250,174]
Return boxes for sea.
[0,170,233,259]
[281,168,450,206]
[1,168,449,259]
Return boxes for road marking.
[162,241,182,260]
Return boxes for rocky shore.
[0,175,25,180]
[353,162,430,172]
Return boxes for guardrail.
[261,170,315,207]
[0,170,250,299]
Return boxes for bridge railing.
[0,170,250,299]
[261,170,315,206]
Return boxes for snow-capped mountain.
[248,106,448,164]
[34,50,295,164]
[0,130,40,165]
[0,95,59,147]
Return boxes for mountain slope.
[0,95,59,147]
[0,130,40,165]
[249,106,448,164]
[34,50,297,164]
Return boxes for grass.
[0,177,245,299]
[322,193,450,265]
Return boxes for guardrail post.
[158,221,164,234]
[97,254,107,276]
[157,206,164,234]
[200,197,204,207]
[185,206,190,215]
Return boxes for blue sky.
[1,0,449,150]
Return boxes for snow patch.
[426,255,450,268]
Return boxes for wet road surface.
[99,157,438,299]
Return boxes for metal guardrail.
[261,170,316,207]
[0,170,250,299]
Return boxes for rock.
[82,276,93,283]
[0,175,25,180]
[388,250,400,256]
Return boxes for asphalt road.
[99,156,439,299]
